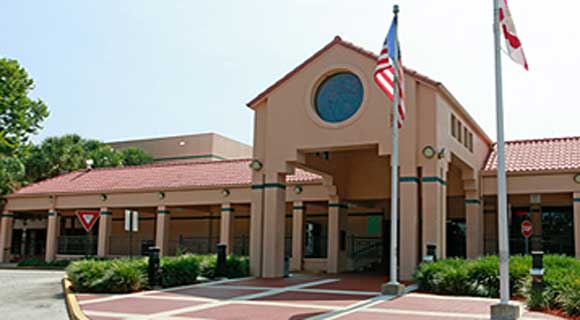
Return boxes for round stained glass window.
[314,72,364,123]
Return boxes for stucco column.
[291,201,305,271]
[220,203,234,255]
[156,206,170,256]
[399,175,419,281]
[574,193,580,258]
[421,163,448,260]
[327,197,348,274]
[261,173,286,278]
[0,211,14,263]
[97,208,112,257]
[45,211,60,262]
[250,173,265,277]
[465,190,483,259]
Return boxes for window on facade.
[457,122,463,143]
[451,114,457,138]
[463,128,469,148]
[468,132,474,152]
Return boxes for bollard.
[216,244,227,278]
[148,246,160,288]
[284,256,290,278]
[530,251,544,292]
[423,244,437,263]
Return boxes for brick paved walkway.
[76,274,562,319]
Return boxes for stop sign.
[521,220,533,238]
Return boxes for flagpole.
[493,0,510,304]
[388,3,400,286]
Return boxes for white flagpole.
[493,0,510,304]
[388,4,400,285]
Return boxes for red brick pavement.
[76,275,563,320]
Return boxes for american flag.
[374,18,405,128]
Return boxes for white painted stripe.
[408,292,500,302]
[79,276,255,305]
[147,278,340,318]
[134,294,217,303]
[297,288,378,296]
[308,294,395,320]
[234,300,338,311]
[364,307,489,319]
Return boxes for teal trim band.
[329,203,348,209]
[157,210,170,214]
[422,176,447,185]
[465,199,481,205]
[220,207,234,212]
[399,176,419,183]
[574,198,580,203]
[251,183,286,190]
[263,183,286,189]
[154,154,226,162]
[1,214,14,218]
[48,212,57,216]
[100,211,112,216]
[292,206,306,210]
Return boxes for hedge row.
[66,254,249,293]
[414,255,580,316]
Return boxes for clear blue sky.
[1,1,578,145]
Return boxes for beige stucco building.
[1,37,579,281]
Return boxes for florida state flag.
[498,0,528,70]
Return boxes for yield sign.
[521,220,533,238]
[76,210,100,232]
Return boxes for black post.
[148,246,160,288]
[424,244,437,263]
[531,250,544,292]
[129,211,133,259]
[216,244,227,277]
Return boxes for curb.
[62,276,90,320]
[0,266,66,271]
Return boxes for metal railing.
[177,236,220,255]
[57,235,97,255]
[109,235,154,256]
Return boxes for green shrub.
[225,255,249,278]
[198,255,217,279]
[17,257,71,267]
[559,277,580,316]
[66,254,249,293]
[415,254,580,317]
[159,255,200,288]
[66,258,147,293]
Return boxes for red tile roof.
[483,136,580,173]
[9,159,321,197]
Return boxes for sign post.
[125,210,139,258]
[521,220,533,254]
[75,211,100,256]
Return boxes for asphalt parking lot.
[0,269,67,320]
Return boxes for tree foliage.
[0,58,49,156]
[24,134,154,183]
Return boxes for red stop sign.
[521,220,533,238]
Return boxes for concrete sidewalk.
[75,274,562,320]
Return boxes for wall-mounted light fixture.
[294,185,303,194]
[574,174,580,184]
[437,147,446,159]
[158,191,166,200]
[249,159,263,171]
[100,194,108,201]
[221,189,231,197]
[422,146,436,159]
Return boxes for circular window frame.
[305,64,369,129]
